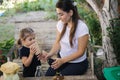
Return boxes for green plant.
[0,38,14,66]
[41,0,57,11]
[108,18,120,64]
[13,0,57,20]
[0,38,14,56]
[76,1,102,45]
[14,0,43,13]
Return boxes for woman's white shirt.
[57,20,89,63]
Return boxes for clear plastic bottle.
[35,66,43,77]
[35,66,46,80]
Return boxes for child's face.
[22,35,35,47]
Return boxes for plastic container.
[103,66,120,80]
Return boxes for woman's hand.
[37,50,48,61]
[45,53,52,60]
[51,58,64,69]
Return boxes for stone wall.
[13,11,57,51]
[15,21,57,51]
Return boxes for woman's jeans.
[45,58,88,76]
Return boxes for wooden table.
[0,75,97,80]
[20,76,97,80]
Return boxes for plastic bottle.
[35,66,43,77]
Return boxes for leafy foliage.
[0,38,14,56]
[2,0,57,19]
[108,18,120,64]
[76,1,102,45]
[14,0,43,13]
[0,38,14,66]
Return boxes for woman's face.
[56,8,72,23]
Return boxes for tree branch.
[86,0,101,14]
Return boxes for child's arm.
[21,46,36,67]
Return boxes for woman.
[44,0,89,76]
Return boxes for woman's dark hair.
[56,0,80,47]
[17,27,35,46]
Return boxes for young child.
[17,27,41,77]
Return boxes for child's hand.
[30,42,41,55]
[30,45,37,56]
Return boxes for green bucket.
[103,66,120,80]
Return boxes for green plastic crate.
[103,66,120,80]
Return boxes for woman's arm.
[51,34,89,69]
[37,29,61,61]
[62,34,89,63]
